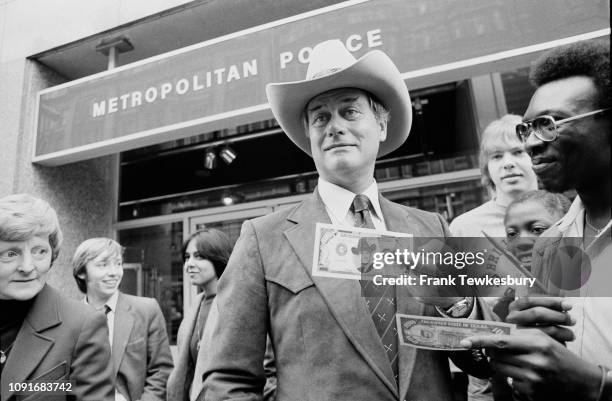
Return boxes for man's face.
[486,140,537,197]
[523,76,610,192]
[80,250,123,301]
[306,88,387,187]
[0,235,52,300]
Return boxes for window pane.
[384,179,486,222]
[118,221,184,344]
[194,219,244,245]
[501,67,534,116]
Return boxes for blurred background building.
[1,0,609,346]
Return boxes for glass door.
[184,206,273,314]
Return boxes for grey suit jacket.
[1,285,114,401]
[193,298,278,401]
[112,292,174,401]
[201,190,484,401]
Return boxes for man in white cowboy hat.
[200,40,487,401]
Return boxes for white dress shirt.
[317,177,386,230]
[84,291,119,346]
[84,291,126,401]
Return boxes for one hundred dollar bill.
[312,223,412,280]
[396,314,514,350]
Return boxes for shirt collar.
[84,290,119,313]
[105,291,119,312]
[556,196,612,239]
[317,177,383,221]
[556,196,585,236]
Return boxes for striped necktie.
[352,194,399,383]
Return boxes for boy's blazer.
[112,292,173,401]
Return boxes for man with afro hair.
[462,38,611,401]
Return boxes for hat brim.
[266,50,412,157]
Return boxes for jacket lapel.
[168,292,205,401]
[284,190,399,397]
[379,197,427,399]
[111,293,134,378]
[180,292,205,350]
[1,285,61,401]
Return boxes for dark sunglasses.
[515,108,609,143]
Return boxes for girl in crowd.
[166,228,232,401]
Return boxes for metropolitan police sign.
[34,0,609,165]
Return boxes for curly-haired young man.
[463,39,611,401]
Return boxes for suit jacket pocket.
[19,392,68,401]
[20,363,69,401]
[127,337,146,348]
[30,361,68,382]
[265,273,314,294]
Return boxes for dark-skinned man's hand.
[461,328,605,401]
[506,296,576,343]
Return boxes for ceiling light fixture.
[221,191,244,206]
[204,148,217,169]
[219,146,237,165]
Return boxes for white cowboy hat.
[266,39,412,157]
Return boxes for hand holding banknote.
[506,297,576,343]
[460,328,603,401]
